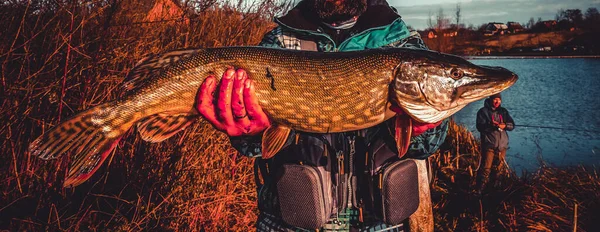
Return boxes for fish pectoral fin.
[261,125,291,159]
[395,114,413,158]
[136,113,196,143]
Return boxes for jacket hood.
[276,0,401,33]
[484,98,501,110]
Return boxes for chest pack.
[255,128,420,229]
[253,30,423,229]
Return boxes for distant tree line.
[424,6,600,35]
[526,8,600,32]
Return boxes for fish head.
[391,51,518,123]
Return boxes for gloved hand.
[497,123,506,130]
[196,68,271,137]
[390,105,442,137]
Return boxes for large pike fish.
[29,47,517,187]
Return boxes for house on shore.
[542,20,558,29]
[419,29,459,39]
[507,22,524,33]
[483,22,509,36]
[441,29,458,37]
[145,0,189,24]
[420,29,438,39]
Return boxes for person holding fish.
[197,0,448,231]
[475,93,515,194]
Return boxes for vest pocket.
[276,164,333,229]
[371,159,420,225]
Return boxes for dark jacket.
[476,98,515,150]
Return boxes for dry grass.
[1,1,598,231]
[0,0,284,230]
[431,120,600,232]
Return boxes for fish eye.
[450,68,464,79]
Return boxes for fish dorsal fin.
[123,49,203,93]
[136,113,196,143]
[261,125,292,159]
[395,114,412,158]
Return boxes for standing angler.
[475,93,515,195]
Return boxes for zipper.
[336,150,346,210]
[337,150,345,175]
[347,135,356,207]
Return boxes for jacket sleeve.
[229,27,286,157]
[258,27,286,48]
[476,108,495,133]
[503,109,515,131]
[395,30,450,159]
[396,30,429,50]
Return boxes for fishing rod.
[516,124,600,133]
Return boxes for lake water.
[453,58,600,174]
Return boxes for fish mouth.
[459,66,518,103]
[480,65,518,84]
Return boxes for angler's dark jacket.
[230,0,448,230]
[476,98,515,150]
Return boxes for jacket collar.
[275,0,401,34]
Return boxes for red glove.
[196,68,271,137]
[390,105,441,137]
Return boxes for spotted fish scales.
[29,46,517,187]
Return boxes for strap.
[254,160,264,191]
[300,40,318,51]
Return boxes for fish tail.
[29,102,136,187]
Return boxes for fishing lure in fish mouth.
[28,46,517,187]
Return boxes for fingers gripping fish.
[29,47,518,187]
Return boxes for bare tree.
[585,7,600,30]
[454,3,461,28]
[453,3,461,45]
[555,8,564,21]
[427,10,434,29]
[435,8,450,52]
[527,17,535,29]
[436,8,448,30]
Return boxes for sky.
[389,0,600,30]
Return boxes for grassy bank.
[1,1,598,231]
[432,121,600,231]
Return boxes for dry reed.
[1,0,284,230]
[431,120,600,231]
